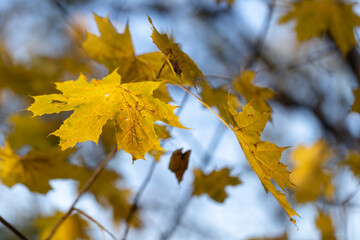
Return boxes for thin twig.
[201,122,226,168]
[204,74,233,81]
[160,114,227,240]
[159,189,193,240]
[156,59,167,79]
[46,147,117,240]
[74,208,117,240]
[169,81,233,130]
[0,216,28,240]
[244,0,275,69]
[122,159,156,240]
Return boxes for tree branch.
[46,147,117,240]
[74,208,117,240]
[0,216,28,240]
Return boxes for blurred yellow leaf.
[35,212,88,240]
[291,141,334,203]
[7,114,60,151]
[343,151,360,177]
[352,88,360,113]
[234,70,274,112]
[0,141,77,193]
[316,210,336,240]
[229,103,298,222]
[279,0,360,54]
[28,70,185,160]
[193,168,241,202]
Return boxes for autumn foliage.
[1,0,360,239]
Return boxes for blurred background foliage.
[1,0,360,239]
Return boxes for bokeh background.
[1,0,360,239]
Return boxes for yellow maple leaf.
[193,168,241,203]
[35,212,89,240]
[229,103,298,222]
[279,0,360,54]
[149,16,205,86]
[0,141,78,193]
[316,210,336,240]
[234,70,274,112]
[27,70,186,160]
[291,141,334,203]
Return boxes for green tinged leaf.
[193,168,241,202]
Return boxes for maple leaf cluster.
[1,0,360,238]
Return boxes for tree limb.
[0,216,28,240]
[46,147,117,240]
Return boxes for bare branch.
[0,216,28,240]
[122,159,157,240]
[74,208,117,240]
[46,147,117,240]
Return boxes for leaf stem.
[168,81,233,131]
[46,147,117,240]
[0,216,28,240]
[74,208,117,240]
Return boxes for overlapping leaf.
[27,70,185,160]
[234,70,274,112]
[83,14,174,103]
[229,103,298,222]
[279,0,360,54]
[193,168,241,202]
[149,17,205,86]
[200,82,241,123]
